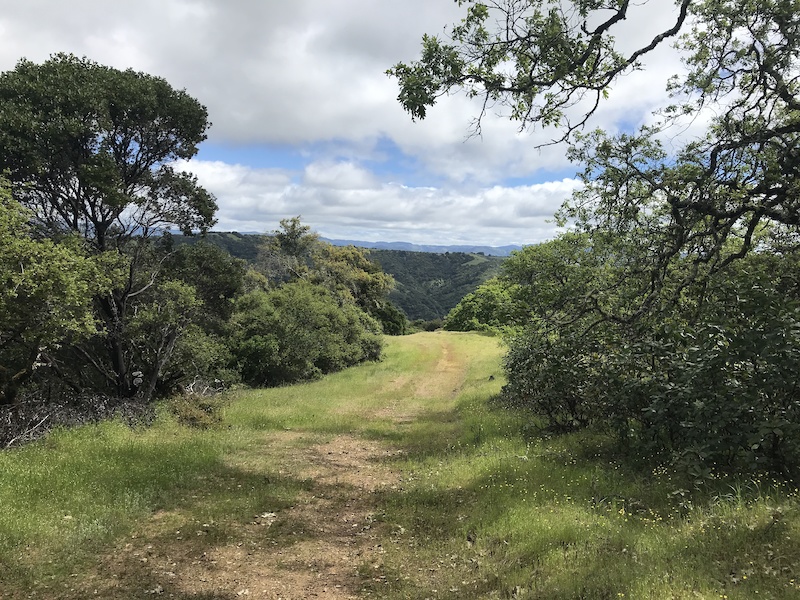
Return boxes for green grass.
[371,380,800,599]
[223,330,501,438]
[0,416,309,589]
[1,331,799,599]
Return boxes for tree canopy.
[0,54,217,400]
[389,0,800,294]
[0,53,216,250]
[0,183,118,404]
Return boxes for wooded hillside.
[368,249,504,320]
[174,233,505,321]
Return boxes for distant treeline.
[174,232,505,321]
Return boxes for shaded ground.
[77,434,402,600]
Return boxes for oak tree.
[0,54,216,398]
[389,0,800,294]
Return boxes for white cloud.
[177,159,579,245]
[0,0,691,245]
[303,161,376,190]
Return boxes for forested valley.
[172,232,505,322]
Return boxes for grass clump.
[0,418,219,584]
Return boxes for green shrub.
[411,318,444,332]
[444,277,526,333]
[230,281,383,387]
[372,300,410,335]
[502,237,800,478]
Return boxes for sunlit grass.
[0,332,491,592]
[374,385,800,600]
[224,331,503,439]
[1,331,799,599]
[0,418,215,583]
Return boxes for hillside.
[170,231,263,262]
[368,249,505,321]
[171,232,506,321]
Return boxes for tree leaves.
[0,53,216,401]
[389,0,690,138]
[0,53,215,249]
[0,184,120,404]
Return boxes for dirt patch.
[85,434,403,599]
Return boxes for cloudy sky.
[0,0,690,246]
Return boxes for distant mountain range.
[170,230,522,257]
[322,238,522,257]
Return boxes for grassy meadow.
[0,331,798,599]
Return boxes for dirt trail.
[82,336,467,600]
[181,435,401,600]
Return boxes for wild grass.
[372,373,800,600]
[1,331,798,599]
[0,409,301,591]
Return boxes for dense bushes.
[501,235,800,478]
[0,188,120,405]
[225,218,389,387]
[1,203,392,445]
[230,282,382,386]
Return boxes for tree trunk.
[142,330,179,403]
[98,295,134,397]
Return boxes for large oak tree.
[0,54,217,398]
[389,0,800,302]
